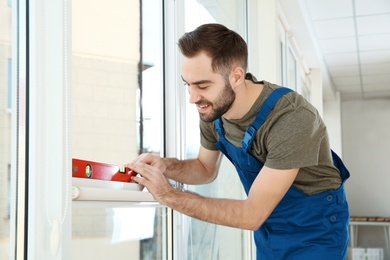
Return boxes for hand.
[128,162,174,204]
[130,153,167,174]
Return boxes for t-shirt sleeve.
[199,119,219,151]
[264,106,326,169]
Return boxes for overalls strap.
[214,117,233,162]
[242,87,293,152]
[331,150,350,182]
[214,117,224,138]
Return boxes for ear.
[229,66,245,88]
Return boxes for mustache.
[195,100,212,106]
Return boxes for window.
[6,164,11,219]
[278,10,302,93]
[287,46,297,91]
[0,1,13,258]
[279,40,286,85]
[182,1,251,259]
[7,59,12,111]
[71,0,167,259]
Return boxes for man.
[128,23,350,259]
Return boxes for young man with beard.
[127,23,350,259]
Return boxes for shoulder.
[199,119,219,150]
[259,81,318,118]
[200,118,215,132]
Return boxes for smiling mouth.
[196,102,210,112]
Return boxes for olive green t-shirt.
[200,75,342,195]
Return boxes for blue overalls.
[214,87,350,259]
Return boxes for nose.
[187,85,200,104]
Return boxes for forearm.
[129,162,295,231]
[130,157,249,227]
[162,158,216,184]
[161,166,298,231]
[161,188,265,231]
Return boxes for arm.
[164,146,223,184]
[130,162,298,231]
[130,146,223,184]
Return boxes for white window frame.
[7,59,12,112]
[278,3,311,96]
[9,0,27,258]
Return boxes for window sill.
[72,178,158,207]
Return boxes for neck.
[223,80,263,120]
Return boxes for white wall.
[247,0,278,82]
[342,98,390,217]
[309,68,323,117]
[323,92,343,156]
[72,0,140,165]
[72,0,139,61]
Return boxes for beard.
[197,82,236,122]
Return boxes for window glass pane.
[183,1,251,259]
[72,207,167,260]
[0,1,12,258]
[280,41,286,85]
[7,59,12,110]
[300,77,310,101]
[287,47,297,90]
[71,0,166,259]
[140,0,163,154]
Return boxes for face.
[181,52,236,122]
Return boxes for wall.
[342,98,390,256]
[342,98,390,218]
[72,56,139,164]
[72,0,140,165]
[0,0,12,258]
[323,92,343,156]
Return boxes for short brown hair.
[178,23,248,76]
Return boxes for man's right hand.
[128,153,167,174]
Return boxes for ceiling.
[279,0,390,101]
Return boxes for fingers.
[126,153,166,174]
[128,162,158,180]
[129,153,157,168]
[128,162,173,204]
[128,163,152,186]
[128,153,157,166]
[131,175,146,186]
[129,153,149,164]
